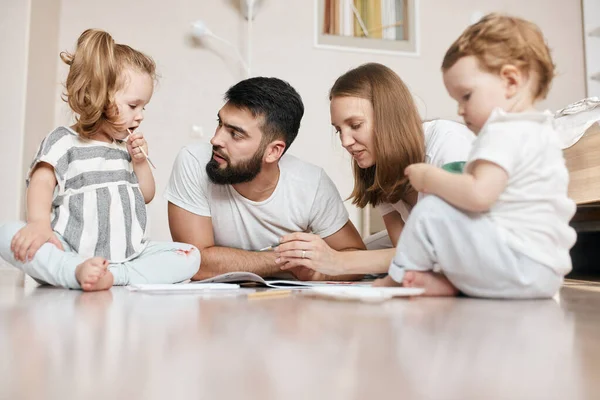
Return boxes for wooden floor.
[1,269,599,400]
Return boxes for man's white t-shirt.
[165,143,349,251]
[466,109,577,274]
[377,119,475,221]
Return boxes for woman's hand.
[127,132,149,165]
[11,222,63,262]
[275,232,344,276]
[284,266,332,282]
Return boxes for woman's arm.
[382,210,404,248]
[330,211,404,274]
[277,211,406,276]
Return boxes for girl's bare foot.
[403,270,459,296]
[75,257,113,291]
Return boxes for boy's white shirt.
[466,108,577,274]
[377,119,475,221]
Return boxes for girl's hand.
[127,132,149,164]
[405,163,434,193]
[275,232,343,276]
[11,222,64,262]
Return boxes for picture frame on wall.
[314,0,419,56]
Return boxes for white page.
[191,272,267,285]
[308,286,425,302]
[127,283,240,292]
[191,271,373,288]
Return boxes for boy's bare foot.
[75,257,113,292]
[403,271,459,297]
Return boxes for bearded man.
[165,77,365,280]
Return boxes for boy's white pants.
[0,221,200,289]
[388,196,564,299]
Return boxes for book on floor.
[191,271,370,289]
[127,282,241,292]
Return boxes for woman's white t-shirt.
[377,120,475,221]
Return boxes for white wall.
[44,0,586,241]
[582,0,600,97]
[21,0,62,216]
[0,0,30,222]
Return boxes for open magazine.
[128,273,426,299]
[191,271,370,289]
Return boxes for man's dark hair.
[224,77,304,154]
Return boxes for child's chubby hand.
[126,132,149,164]
[11,222,64,262]
[405,163,436,193]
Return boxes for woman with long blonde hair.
[275,63,474,277]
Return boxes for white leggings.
[0,221,200,289]
[388,196,563,299]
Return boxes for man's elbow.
[191,259,213,280]
[192,265,223,280]
[191,269,211,281]
[190,247,217,280]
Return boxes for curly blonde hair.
[60,29,156,138]
[442,13,555,100]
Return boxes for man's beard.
[206,145,265,185]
